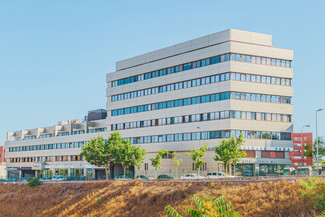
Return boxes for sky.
[0,0,325,144]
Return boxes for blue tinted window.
[211,56,220,64]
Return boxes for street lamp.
[301,125,310,171]
[316,109,323,175]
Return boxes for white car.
[51,175,66,181]
[206,172,234,178]
[181,173,206,179]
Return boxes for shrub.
[165,194,240,217]
[97,197,102,204]
[27,177,40,188]
[300,177,325,211]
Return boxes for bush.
[97,197,102,204]
[27,177,40,188]
[165,194,240,217]
[300,177,325,211]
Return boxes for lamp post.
[316,109,323,175]
[301,125,310,173]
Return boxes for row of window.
[15,128,108,141]
[8,155,84,163]
[111,53,292,87]
[111,91,292,116]
[88,128,107,133]
[39,134,52,138]
[9,141,88,152]
[125,130,292,144]
[111,72,291,102]
[111,110,292,131]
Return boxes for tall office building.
[5,29,294,178]
[107,29,294,176]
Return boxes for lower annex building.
[5,29,294,178]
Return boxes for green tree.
[149,149,169,178]
[171,152,183,179]
[185,145,208,178]
[304,138,325,161]
[165,194,240,217]
[112,139,147,179]
[80,136,113,180]
[214,134,246,176]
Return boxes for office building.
[5,29,294,178]
[107,29,294,177]
[291,133,313,167]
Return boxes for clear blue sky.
[1,1,324,144]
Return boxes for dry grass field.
[0,180,318,217]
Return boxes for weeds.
[97,197,102,204]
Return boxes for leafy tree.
[214,134,246,176]
[165,194,240,217]
[149,149,169,178]
[304,137,325,162]
[171,152,183,179]
[112,139,147,179]
[80,136,113,180]
[185,145,208,178]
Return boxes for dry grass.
[0,180,318,217]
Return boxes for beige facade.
[4,29,294,179]
[5,116,109,178]
[107,29,294,177]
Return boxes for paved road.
[2,175,324,185]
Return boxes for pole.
[301,125,310,175]
[316,109,323,175]
[316,110,319,175]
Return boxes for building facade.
[5,29,294,178]
[107,29,294,177]
[0,146,6,179]
[4,110,109,179]
[291,133,313,167]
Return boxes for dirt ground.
[0,180,318,217]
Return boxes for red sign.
[270,152,275,158]
[289,151,294,157]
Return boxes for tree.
[303,137,325,161]
[171,152,183,179]
[185,145,208,178]
[149,149,169,178]
[214,134,246,176]
[80,136,113,180]
[165,194,240,217]
[112,139,147,179]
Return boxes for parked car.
[181,173,205,179]
[114,176,133,180]
[80,176,95,181]
[157,174,174,179]
[98,176,114,180]
[6,178,17,182]
[206,172,234,178]
[18,178,28,182]
[51,175,66,181]
[136,175,152,179]
[39,177,52,182]
[65,176,79,181]
[0,179,6,182]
